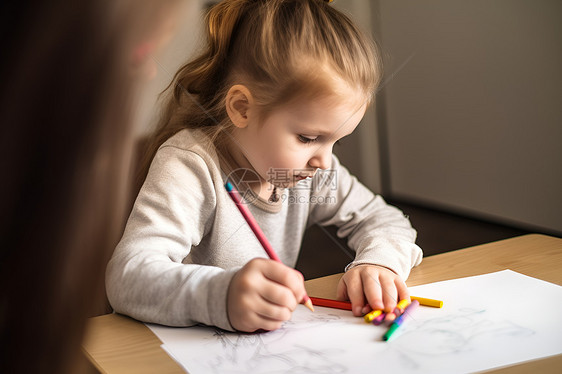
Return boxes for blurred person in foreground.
[0,1,184,373]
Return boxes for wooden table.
[83,234,562,373]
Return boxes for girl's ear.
[225,85,254,128]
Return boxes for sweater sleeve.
[105,145,236,330]
[308,155,423,280]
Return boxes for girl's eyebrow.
[301,129,331,136]
[303,128,353,138]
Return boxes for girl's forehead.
[283,89,366,120]
[273,93,367,135]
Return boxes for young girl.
[106,0,423,333]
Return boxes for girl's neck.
[222,140,276,202]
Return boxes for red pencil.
[309,297,352,310]
[225,182,314,312]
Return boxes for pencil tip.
[304,299,314,312]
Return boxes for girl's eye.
[298,135,318,144]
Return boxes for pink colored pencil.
[225,182,314,312]
[372,313,386,325]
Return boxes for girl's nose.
[308,146,332,170]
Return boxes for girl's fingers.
[336,276,349,301]
[259,260,307,302]
[237,309,285,332]
[344,265,408,314]
[253,294,293,322]
[394,277,410,303]
[228,259,302,332]
[341,272,366,316]
[259,280,299,311]
[361,271,384,311]
[379,275,398,312]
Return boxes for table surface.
[83,234,562,373]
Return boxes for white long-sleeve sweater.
[106,129,422,331]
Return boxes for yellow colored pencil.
[411,296,443,308]
[364,309,383,323]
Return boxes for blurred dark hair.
[0,1,180,372]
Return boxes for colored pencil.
[225,182,314,312]
[364,308,382,323]
[410,296,443,308]
[304,296,439,315]
[382,300,420,341]
[310,297,352,310]
[394,299,411,315]
[372,312,386,325]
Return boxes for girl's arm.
[308,155,422,279]
[105,146,236,330]
[308,155,423,314]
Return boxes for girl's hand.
[336,264,409,316]
[227,258,307,332]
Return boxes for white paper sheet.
[147,270,562,373]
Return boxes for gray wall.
[369,0,562,234]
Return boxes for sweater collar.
[217,146,284,214]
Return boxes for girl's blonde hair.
[140,0,381,186]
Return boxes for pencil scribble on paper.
[148,271,562,374]
[391,307,535,368]
[203,312,348,373]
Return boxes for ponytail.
[137,0,253,193]
[174,0,250,103]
